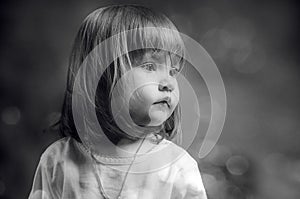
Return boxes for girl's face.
[123,50,180,127]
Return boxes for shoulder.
[39,137,79,168]
[160,139,198,168]
[29,137,81,198]
[162,140,207,198]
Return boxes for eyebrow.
[149,51,181,66]
[149,49,164,60]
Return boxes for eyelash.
[140,62,180,77]
[141,63,157,71]
[169,68,179,77]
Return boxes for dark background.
[1,0,300,198]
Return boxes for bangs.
[101,5,186,73]
[125,27,186,68]
[137,27,185,57]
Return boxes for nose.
[158,80,175,92]
[158,63,176,92]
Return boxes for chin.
[148,112,169,126]
[148,120,164,127]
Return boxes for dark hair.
[55,5,184,145]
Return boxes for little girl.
[29,5,207,199]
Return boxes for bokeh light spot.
[205,144,232,166]
[226,185,244,199]
[226,155,249,175]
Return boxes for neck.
[115,134,158,157]
[86,132,161,158]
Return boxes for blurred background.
[0,0,300,198]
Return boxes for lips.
[153,96,171,108]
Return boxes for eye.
[169,68,180,77]
[140,62,157,71]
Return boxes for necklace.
[90,136,146,199]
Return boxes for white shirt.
[28,137,207,199]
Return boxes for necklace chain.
[90,136,146,199]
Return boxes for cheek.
[128,101,152,126]
[139,85,158,102]
[130,79,158,101]
[127,87,156,126]
[129,88,153,109]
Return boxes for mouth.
[153,97,171,108]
